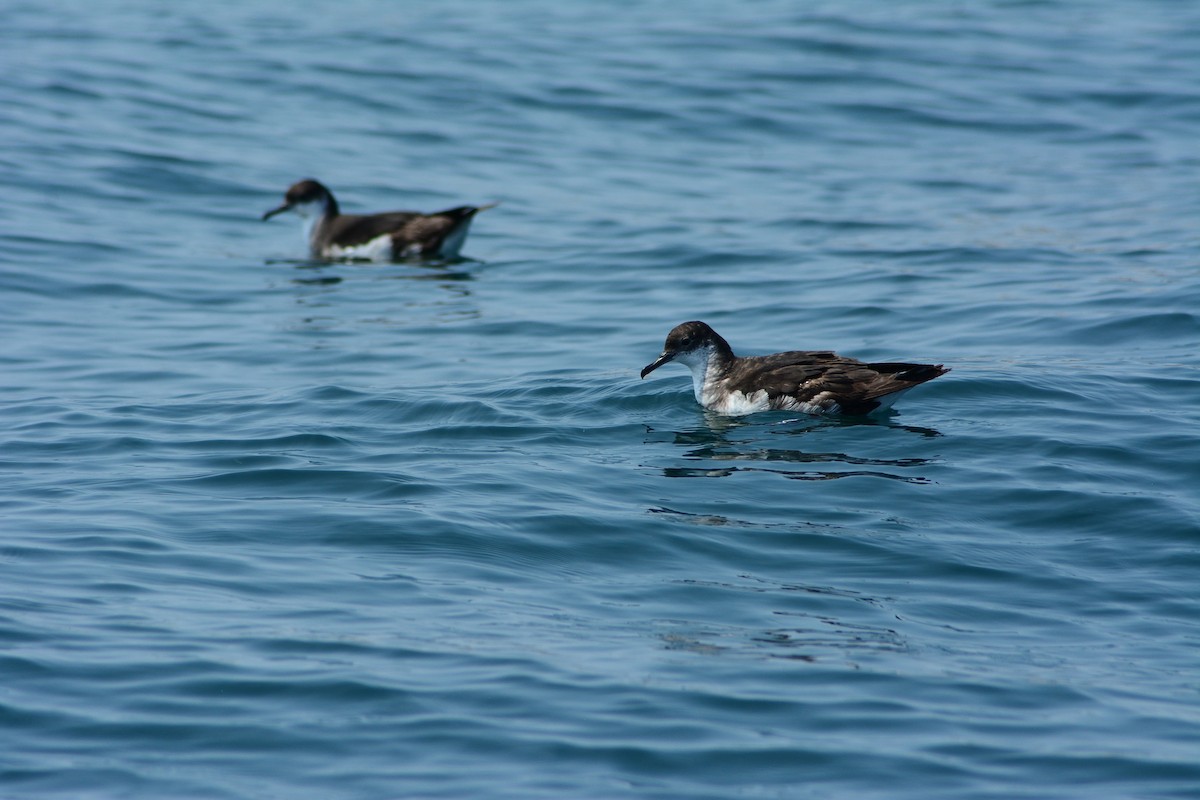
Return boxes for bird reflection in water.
[274,257,479,289]
[648,412,941,483]
[654,572,905,662]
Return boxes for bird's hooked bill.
[640,352,674,379]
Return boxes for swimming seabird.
[262,178,495,261]
[641,320,948,415]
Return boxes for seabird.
[262,178,495,261]
[641,320,948,416]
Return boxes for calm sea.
[2,1,1199,798]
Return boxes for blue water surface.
[2,2,1199,798]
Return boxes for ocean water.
[2,1,1200,798]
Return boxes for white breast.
[697,367,772,415]
[702,377,844,417]
[703,386,773,415]
[771,392,842,416]
[326,233,394,262]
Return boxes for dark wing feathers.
[728,352,947,414]
[394,206,486,254]
[861,363,949,393]
[327,207,483,255]
[429,205,487,220]
[327,212,421,248]
[395,212,469,249]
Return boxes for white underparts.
[326,233,394,262]
[703,386,774,415]
[676,346,774,416]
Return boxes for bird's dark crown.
[285,179,332,205]
[663,321,731,356]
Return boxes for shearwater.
[262,178,495,261]
[641,321,948,416]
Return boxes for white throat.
[671,344,773,415]
[291,200,328,250]
[673,345,719,405]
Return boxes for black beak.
[640,352,674,379]
[262,203,292,221]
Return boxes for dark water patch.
[1065,311,1200,345]
[647,507,846,537]
[753,618,907,659]
[177,432,353,453]
[770,215,924,232]
[829,244,1085,267]
[172,467,429,502]
[662,465,932,484]
[830,101,1086,136]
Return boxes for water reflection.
[265,257,478,292]
[659,577,904,662]
[751,617,906,660]
[694,409,942,439]
[662,617,905,661]
[292,275,343,286]
[662,465,930,482]
[648,505,843,533]
[647,412,942,483]
[275,257,482,331]
[266,253,480,269]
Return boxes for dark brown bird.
[262,179,495,261]
[641,321,948,416]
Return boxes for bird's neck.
[679,345,731,404]
[301,198,337,251]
